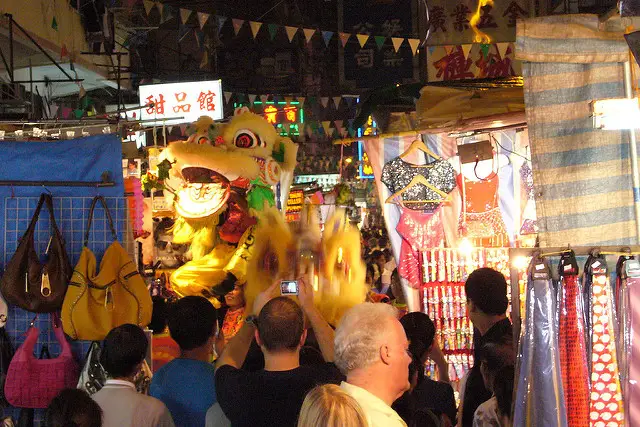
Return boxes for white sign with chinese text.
[139,80,224,125]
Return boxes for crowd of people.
[43,266,516,427]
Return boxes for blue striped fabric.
[516,14,638,246]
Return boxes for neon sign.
[358,116,376,179]
[234,101,305,137]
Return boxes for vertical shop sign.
[285,189,304,222]
[139,80,224,125]
[343,0,415,88]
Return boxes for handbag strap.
[25,193,59,238]
[84,196,118,246]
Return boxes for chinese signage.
[139,80,223,125]
[427,43,521,82]
[343,0,415,89]
[235,102,304,138]
[285,189,304,223]
[426,0,528,46]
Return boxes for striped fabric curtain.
[516,15,638,246]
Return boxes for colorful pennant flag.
[461,44,473,59]
[444,45,454,55]
[268,23,278,40]
[195,29,205,50]
[339,32,351,47]
[357,34,369,48]
[248,94,257,104]
[180,8,192,24]
[197,12,210,29]
[249,21,263,39]
[497,42,509,59]
[143,0,155,16]
[52,17,58,30]
[224,92,233,104]
[200,51,209,69]
[391,37,403,53]
[297,96,306,106]
[321,121,332,135]
[408,38,420,56]
[332,96,341,109]
[374,36,386,50]
[320,97,329,108]
[155,2,164,17]
[334,120,343,130]
[216,15,227,33]
[322,31,334,47]
[161,5,172,23]
[480,43,490,58]
[260,94,268,104]
[303,28,316,44]
[285,26,298,42]
[232,19,244,35]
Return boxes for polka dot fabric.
[558,274,590,427]
[589,274,624,426]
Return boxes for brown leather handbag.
[0,193,72,312]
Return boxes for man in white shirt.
[334,303,411,427]
[92,324,175,427]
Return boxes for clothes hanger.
[399,139,441,162]
[385,174,450,205]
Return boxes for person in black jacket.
[460,268,513,427]
[396,312,457,425]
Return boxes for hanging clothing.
[622,263,640,426]
[513,264,567,427]
[381,157,456,212]
[396,207,445,288]
[588,273,624,425]
[557,274,590,427]
[457,174,508,247]
[519,163,538,235]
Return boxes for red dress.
[397,207,445,288]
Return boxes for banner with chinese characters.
[426,0,528,46]
[234,101,304,138]
[139,80,223,125]
[426,43,521,82]
[285,189,304,223]
[343,0,415,89]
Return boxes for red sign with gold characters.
[427,43,521,82]
[285,189,304,223]
[139,80,223,125]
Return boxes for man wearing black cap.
[461,268,513,427]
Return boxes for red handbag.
[4,315,78,408]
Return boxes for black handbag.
[0,193,72,312]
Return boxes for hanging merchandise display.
[61,196,152,341]
[382,140,457,288]
[583,256,624,425]
[0,193,72,313]
[557,251,591,427]
[458,172,509,248]
[519,162,538,235]
[513,257,567,426]
[620,259,640,426]
[4,315,78,409]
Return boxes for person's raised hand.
[252,280,279,316]
[296,276,315,313]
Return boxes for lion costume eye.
[234,130,264,149]
[197,136,211,145]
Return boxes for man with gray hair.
[335,302,411,427]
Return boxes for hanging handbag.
[78,341,152,395]
[61,196,152,341]
[0,193,72,312]
[77,341,106,395]
[4,315,79,409]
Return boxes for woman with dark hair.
[46,388,102,427]
[473,342,515,427]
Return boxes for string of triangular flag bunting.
[141,1,421,55]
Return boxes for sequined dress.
[381,157,456,212]
[382,157,456,288]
